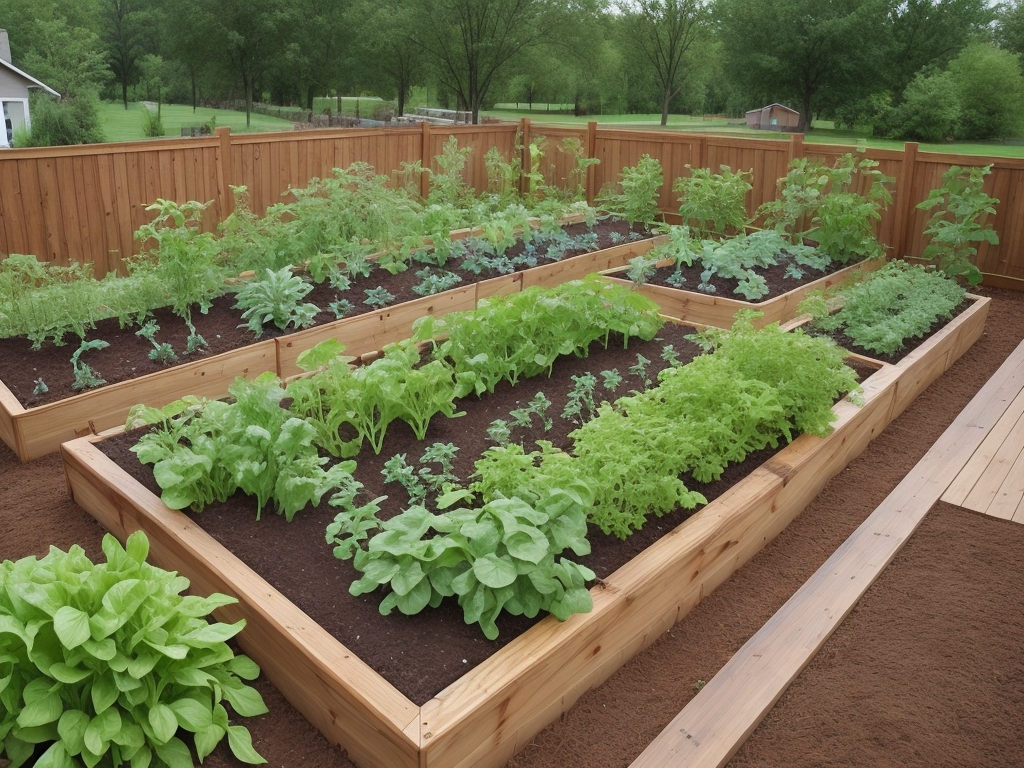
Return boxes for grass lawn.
[97,102,294,143]
[487,109,1024,158]
[96,100,1024,159]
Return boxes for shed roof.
[0,59,59,98]
[746,103,799,115]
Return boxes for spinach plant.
[0,531,267,768]
[346,484,597,640]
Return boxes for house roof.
[0,58,59,98]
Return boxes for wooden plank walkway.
[629,337,1024,768]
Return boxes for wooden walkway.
[629,337,1024,768]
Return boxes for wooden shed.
[745,103,801,132]
[0,29,59,148]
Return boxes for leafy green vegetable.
[232,267,320,337]
[805,260,967,355]
[348,484,597,640]
[0,531,267,768]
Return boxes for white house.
[0,28,60,148]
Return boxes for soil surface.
[3,286,1023,768]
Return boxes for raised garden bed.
[602,255,883,330]
[59,292,989,768]
[1,223,657,461]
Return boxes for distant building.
[0,28,60,148]
[745,103,801,132]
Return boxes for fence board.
[1,123,1023,286]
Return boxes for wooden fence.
[1,119,1022,287]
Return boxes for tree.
[874,68,961,141]
[716,0,889,132]
[353,0,425,117]
[100,0,153,109]
[19,16,109,98]
[409,0,560,123]
[948,42,1024,139]
[199,0,294,126]
[617,0,710,126]
[996,0,1024,57]
[883,0,994,97]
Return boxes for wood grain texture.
[629,336,1021,768]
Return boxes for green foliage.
[136,320,178,365]
[71,339,108,390]
[0,531,267,768]
[232,267,320,337]
[595,154,663,226]
[129,199,226,342]
[509,392,554,432]
[874,69,961,143]
[916,165,999,285]
[348,484,597,640]
[757,154,892,264]
[413,277,664,395]
[948,42,1024,140]
[363,286,396,308]
[806,261,968,355]
[140,105,165,138]
[15,93,105,147]
[473,313,858,539]
[131,373,353,520]
[673,165,752,238]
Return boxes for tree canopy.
[3,0,1022,140]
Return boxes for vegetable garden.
[0,133,1003,768]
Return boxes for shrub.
[948,42,1024,140]
[15,92,104,147]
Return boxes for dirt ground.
[3,285,1023,768]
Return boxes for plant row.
[127,278,860,640]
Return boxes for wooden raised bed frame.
[603,257,883,329]
[2,238,656,462]
[59,294,988,768]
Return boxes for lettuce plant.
[0,531,267,768]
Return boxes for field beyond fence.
[1,119,1021,288]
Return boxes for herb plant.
[363,286,396,308]
[136,319,179,364]
[0,530,267,768]
[803,260,967,355]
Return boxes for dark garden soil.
[4,289,1023,768]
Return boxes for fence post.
[789,132,804,162]
[216,126,235,217]
[520,117,532,198]
[586,120,598,205]
[892,142,920,258]
[420,120,431,199]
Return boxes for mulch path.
[2,285,1023,768]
